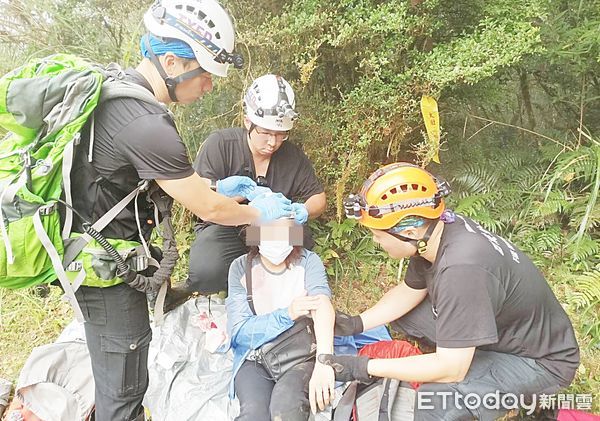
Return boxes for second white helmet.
[244,74,298,131]
[144,0,243,77]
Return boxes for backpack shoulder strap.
[98,62,168,111]
[378,378,394,421]
[245,255,257,315]
[99,79,165,109]
[333,381,358,421]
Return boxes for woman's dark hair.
[247,245,303,268]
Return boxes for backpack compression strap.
[32,204,85,322]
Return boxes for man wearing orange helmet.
[318,163,579,420]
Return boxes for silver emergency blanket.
[0,377,11,417]
[144,297,238,421]
[143,297,381,421]
[14,321,94,421]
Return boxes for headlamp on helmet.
[244,74,298,131]
[344,163,451,230]
[144,0,243,77]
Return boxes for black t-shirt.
[405,214,579,387]
[193,127,324,202]
[69,69,194,240]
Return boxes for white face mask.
[258,240,293,265]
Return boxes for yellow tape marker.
[420,95,441,164]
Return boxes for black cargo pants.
[75,283,151,421]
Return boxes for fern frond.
[452,164,499,196]
[567,270,600,309]
[566,235,600,265]
[534,191,571,217]
[532,225,564,255]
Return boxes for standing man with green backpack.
[71,2,293,420]
[0,0,292,420]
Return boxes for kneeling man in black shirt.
[320,162,579,421]
[184,74,326,295]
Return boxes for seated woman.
[226,217,335,420]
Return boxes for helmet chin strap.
[389,220,438,256]
[143,34,206,102]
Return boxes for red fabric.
[358,340,423,389]
[557,409,600,421]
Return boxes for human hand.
[309,361,335,414]
[317,354,372,383]
[245,185,273,201]
[249,192,292,221]
[288,294,322,320]
[216,176,257,198]
[291,202,309,224]
[334,310,364,336]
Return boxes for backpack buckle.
[66,261,83,272]
[39,203,57,216]
[138,180,150,192]
[37,159,54,176]
[131,255,149,272]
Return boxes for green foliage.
[1,0,599,408]
[0,287,71,380]
[545,142,600,242]
[0,0,144,64]
[567,269,600,356]
[311,218,402,310]
[567,269,600,310]
[312,218,381,282]
[226,0,552,203]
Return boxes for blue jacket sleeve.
[226,256,294,350]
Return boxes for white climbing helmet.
[244,74,298,131]
[143,0,243,77]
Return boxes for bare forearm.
[360,282,427,331]
[368,353,466,383]
[157,175,260,225]
[203,196,259,225]
[304,193,326,219]
[311,295,335,354]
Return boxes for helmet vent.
[207,20,215,28]
[400,184,408,192]
[175,4,182,9]
[197,10,206,20]
[421,186,427,192]
[411,184,419,190]
[215,32,221,39]
[381,194,388,200]
[390,187,398,195]
[186,5,194,13]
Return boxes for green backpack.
[0,54,175,320]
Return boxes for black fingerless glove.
[334,310,364,336]
[318,354,373,383]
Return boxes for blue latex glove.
[291,202,309,224]
[249,193,292,221]
[216,176,257,198]
[245,185,273,202]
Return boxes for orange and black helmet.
[344,163,451,230]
